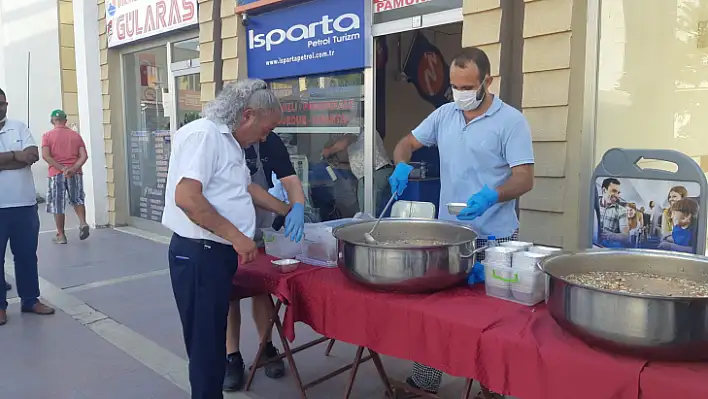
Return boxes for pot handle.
[461,244,487,258]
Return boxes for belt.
[174,234,232,249]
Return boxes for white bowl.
[271,258,300,273]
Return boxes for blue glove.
[467,262,486,284]
[389,163,414,198]
[457,185,498,221]
[284,203,305,243]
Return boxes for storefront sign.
[105,0,198,48]
[373,0,432,13]
[403,32,452,108]
[246,0,366,80]
[278,99,358,127]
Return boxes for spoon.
[364,193,397,244]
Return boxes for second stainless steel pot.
[332,219,482,294]
[540,249,708,361]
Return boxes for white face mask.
[452,85,486,111]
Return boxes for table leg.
[272,302,308,399]
[244,299,283,391]
[325,338,336,356]
[343,346,365,399]
[461,379,473,399]
[368,349,394,397]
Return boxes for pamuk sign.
[373,0,432,13]
[105,0,198,48]
[246,0,366,81]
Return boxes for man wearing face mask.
[390,48,535,398]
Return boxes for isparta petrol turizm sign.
[246,0,367,81]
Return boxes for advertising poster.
[593,177,701,254]
[246,0,366,80]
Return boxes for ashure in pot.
[540,249,708,361]
[332,219,482,294]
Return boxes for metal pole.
[27,51,30,127]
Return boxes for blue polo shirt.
[412,96,534,238]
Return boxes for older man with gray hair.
[162,79,293,399]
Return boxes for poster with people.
[593,177,701,253]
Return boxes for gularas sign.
[373,0,432,13]
[106,0,198,48]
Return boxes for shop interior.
[271,22,463,222]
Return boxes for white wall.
[0,0,63,193]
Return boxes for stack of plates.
[511,251,547,271]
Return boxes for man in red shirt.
[41,110,89,244]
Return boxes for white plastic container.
[263,228,301,259]
[528,246,562,256]
[500,241,533,251]
[300,218,355,265]
[484,262,545,306]
[484,247,518,267]
[511,251,547,271]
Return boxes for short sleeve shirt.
[0,119,37,208]
[245,132,295,188]
[42,126,86,177]
[411,97,534,238]
[162,118,255,244]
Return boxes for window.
[268,71,373,222]
[594,0,708,252]
[123,46,170,222]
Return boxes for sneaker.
[53,235,67,244]
[261,342,285,379]
[223,352,245,392]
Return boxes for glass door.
[172,68,201,130]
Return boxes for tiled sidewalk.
[1,215,483,399]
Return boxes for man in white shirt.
[162,79,291,399]
[0,88,56,325]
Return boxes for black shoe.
[261,342,285,379]
[223,352,245,391]
[4,282,10,291]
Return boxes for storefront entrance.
[368,1,463,216]
[122,36,199,234]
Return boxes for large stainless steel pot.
[540,249,708,361]
[332,219,483,294]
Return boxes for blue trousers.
[168,234,239,399]
[0,205,40,310]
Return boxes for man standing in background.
[0,88,55,325]
[42,110,90,244]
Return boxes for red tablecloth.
[236,255,708,399]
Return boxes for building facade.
[0,0,82,193]
[72,0,708,251]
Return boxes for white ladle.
[364,194,397,244]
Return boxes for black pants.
[169,234,239,399]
